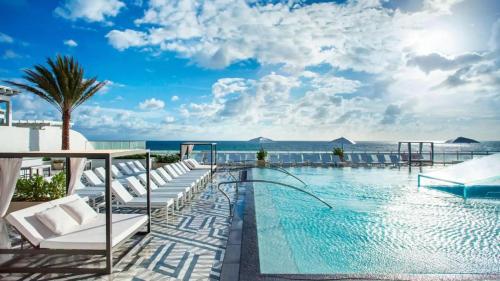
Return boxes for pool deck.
[0,173,235,281]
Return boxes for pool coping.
[221,168,500,281]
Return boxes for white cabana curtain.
[0,158,22,217]
[68,158,86,195]
[181,145,188,160]
[187,145,194,157]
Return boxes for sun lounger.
[290,153,303,165]
[117,162,136,175]
[321,153,333,166]
[112,181,174,219]
[5,194,148,250]
[137,173,193,200]
[183,159,216,171]
[132,160,146,171]
[217,153,227,165]
[361,154,374,165]
[279,153,291,166]
[268,154,279,165]
[125,161,141,174]
[151,169,198,193]
[389,155,401,166]
[94,166,126,181]
[245,153,257,163]
[125,176,184,210]
[83,170,105,186]
[228,153,242,165]
[376,154,387,165]
[350,153,362,166]
[302,153,314,165]
[332,155,343,166]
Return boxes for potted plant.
[333,147,344,161]
[51,159,65,170]
[6,173,66,214]
[256,147,268,167]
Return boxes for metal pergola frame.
[0,149,152,275]
[397,141,434,167]
[179,142,217,174]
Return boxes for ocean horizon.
[91,140,500,153]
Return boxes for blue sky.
[0,0,499,141]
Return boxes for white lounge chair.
[133,160,146,171]
[117,162,141,176]
[5,194,148,250]
[111,181,174,220]
[141,172,194,199]
[126,162,141,174]
[125,176,184,210]
[183,159,216,170]
[162,165,204,191]
[94,166,125,181]
[83,170,105,187]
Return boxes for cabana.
[179,142,217,174]
[397,141,434,168]
[0,149,151,274]
[418,153,500,198]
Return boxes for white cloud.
[171,95,179,101]
[2,50,21,59]
[164,116,175,123]
[106,29,148,51]
[55,0,125,23]
[99,80,125,94]
[488,19,500,51]
[105,0,465,74]
[139,98,165,110]
[0,32,13,43]
[63,39,78,47]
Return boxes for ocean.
[144,140,500,153]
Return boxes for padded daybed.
[6,194,148,250]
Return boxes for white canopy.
[330,137,356,145]
[419,153,500,186]
[248,137,273,143]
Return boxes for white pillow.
[35,205,79,235]
[60,198,98,225]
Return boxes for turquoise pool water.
[253,167,500,275]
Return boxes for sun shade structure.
[248,137,274,143]
[418,153,500,198]
[0,149,151,274]
[330,137,356,145]
[445,136,480,144]
[179,142,217,174]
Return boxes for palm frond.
[4,54,106,113]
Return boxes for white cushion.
[40,214,148,250]
[35,205,79,235]
[60,198,98,225]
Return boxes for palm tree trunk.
[62,110,71,150]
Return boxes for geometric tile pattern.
[1,173,236,281]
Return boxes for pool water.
[252,167,500,275]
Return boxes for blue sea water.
[146,140,500,153]
[253,167,500,275]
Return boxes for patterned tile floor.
[1,173,236,281]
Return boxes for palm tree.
[4,55,106,150]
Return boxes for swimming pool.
[252,167,499,275]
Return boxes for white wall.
[0,127,30,151]
[0,126,93,152]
